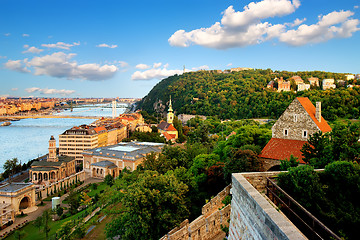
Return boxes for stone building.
[322,79,336,90]
[260,97,331,169]
[30,136,76,184]
[277,77,291,92]
[83,141,165,179]
[0,182,36,217]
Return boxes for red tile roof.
[296,97,332,133]
[259,138,307,164]
[162,132,176,141]
[166,124,177,131]
[94,126,106,133]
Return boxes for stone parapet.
[228,173,306,240]
[160,185,231,240]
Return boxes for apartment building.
[59,126,98,165]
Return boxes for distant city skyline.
[1,0,359,98]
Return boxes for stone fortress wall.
[160,185,231,240]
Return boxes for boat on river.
[1,121,11,126]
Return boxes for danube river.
[0,104,127,172]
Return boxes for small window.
[303,130,308,138]
[284,129,288,136]
[294,114,297,122]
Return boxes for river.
[0,103,127,172]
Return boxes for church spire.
[167,96,174,124]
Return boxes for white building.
[345,74,355,80]
[297,83,311,92]
[322,79,336,90]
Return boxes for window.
[294,114,297,122]
[284,129,288,136]
[303,130,308,138]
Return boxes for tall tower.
[48,136,58,162]
[167,96,174,124]
[112,100,117,118]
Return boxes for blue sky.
[0,0,359,98]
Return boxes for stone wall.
[160,185,231,240]
[228,172,306,240]
[272,98,319,141]
[35,171,86,201]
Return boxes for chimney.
[316,102,321,122]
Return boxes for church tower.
[167,96,174,124]
[48,135,58,162]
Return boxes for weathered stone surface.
[272,98,319,141]
[228,173,306,240]
[160,185,231,240]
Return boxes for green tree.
[105,171,189,240]
[56,206,63,217]
[42,210,51,240]
[104,174,114,186]
[3,158,19,181]
[67,190,80,214]
[279,155,299,171]
[56,221,73,240]
[301,131,332,168]
[224,149,260,182]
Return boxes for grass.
[6,209,87,240]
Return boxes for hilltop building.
[322,79,336,90]
[30,136,76,184]
[277,77,291,92]
[297,83,310,92]
[308,77,319,86]
[290,75,304,85]
[260,97,331,170]
[83,142,165,179]
[345,74,355,80]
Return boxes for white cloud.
[153,62,162,68]
[22,33,30,37]
[169,0,360,49]
[118,61,129,68]
[136,63,150,70]
[4,33,10,37]
[192,65,209,71]
[279,11,360,46]
[0,56,7,59]
[4,60,30,73]
[25,87,75,96]
[227,63,233,66]
[97,43,118,48]
[289,18,307,27]
[22,46,44,54]
[354,6,359,9]
[5,52,118,81]
[132,63,183,80]
[41,42,80,50]
[11,88,18,91]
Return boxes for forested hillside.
[137,69,360,120]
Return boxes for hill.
[137,69,360,120]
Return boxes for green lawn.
[6,210,87,240]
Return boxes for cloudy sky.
[1,0,359,98]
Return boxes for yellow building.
[30,136,76,184]
[94,126,108,147]
[83,142,164,179]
